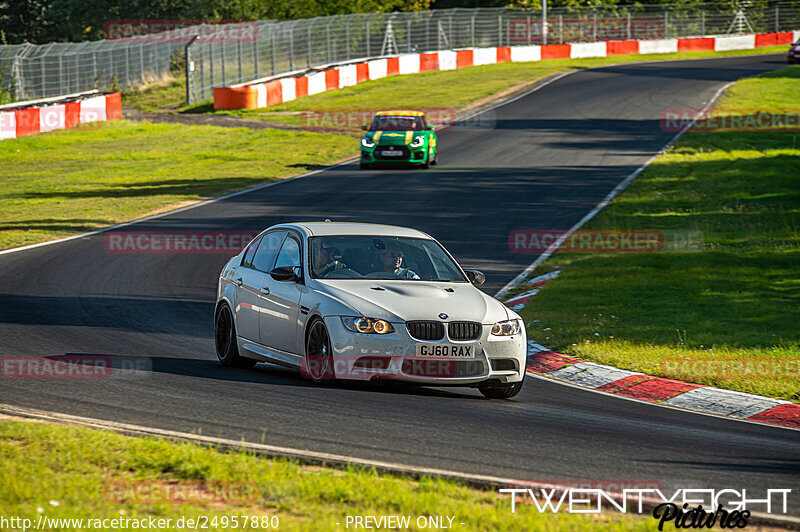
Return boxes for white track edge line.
[495,79,735,299]
[1,402,798,528]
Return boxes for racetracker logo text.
[508,229,703,254]
[104,231,256,254]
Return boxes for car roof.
[375,110,425,117]
[274,222,432,239]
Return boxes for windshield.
[309,236,466,282]
[370,116,426,131]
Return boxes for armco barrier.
[213,30,798,111]
[0,90,122,141]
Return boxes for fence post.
[326,19,331,63]
[366,16,371,56]
[408,17,412,52]
[237,39,242,82]
[701,9,705,35]
[221,42,226,85]
[627,11,631,40]
[664,10,668,38]
[559,15,563,44]
[593,10,597,41]
[289,26,294,70]
[307,24,312,67]
[498,13,503,47]
[185,35,197,105]
[209,43,214,91]
[271,29,276,74]
[471,16,475,47]
[775,4,779,32]
[59,55,64,97]
[253,37,258,79]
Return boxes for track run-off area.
[1,54,798,516]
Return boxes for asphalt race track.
[1,54,798,513]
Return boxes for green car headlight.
[342,316,395,335]
[361,137,375,148]
[491,319,521,336]
[409,135,424,148]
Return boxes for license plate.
[415,344,475,359]
[381,149,403,156]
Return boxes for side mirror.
[464,269,485,286]
[427,125,434,130]
[361,125,368,130]
[270,266,300,282]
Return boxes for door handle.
[260,286,270,295]
[234,277,243,286]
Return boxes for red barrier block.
[386,57,400,76]
[356,62,369,83]
[324,69,339,90]
[678,37,714,51]
[419,53,439,72]
[65,101,81,129]
[456,50,473,68]
[541,44,571,59]
[265,80,282,106]
[15,108,40,136]
[526,351,583,374]
[295,76,309,99]
[496,46,512,63]
[214,86,256,110]
[105,92,122,121]
[607,40,639,56]
[755,31,794,47]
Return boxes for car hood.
[317,280,509,324]
[366,130,422,145]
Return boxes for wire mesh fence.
[0,2,798,105]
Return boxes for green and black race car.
[360,111,438,169]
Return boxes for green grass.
[0,120,354,249]
[0,419,656,531]
[519,65,800,401]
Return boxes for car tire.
[215,303,257,368]
[420,154,430,169]
[478,377,524,399]
[431,153,438,166]
[301,318,336,383]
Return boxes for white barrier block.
[0,111,16,140]
[398,54,420,74]
[438,50,457,70]
[510,45,542,62]
[714,34,755,51]
[793,30,800,42]
[639,38,678,54]
[473,47,497,65]
[39,104,66,132]
[338,64,357,87]
[279,78,296,102]
[367,58,388,80]
[80,95,107,123]
[307,72,326,95]
[570,42,607,58]
[255,84,267,108]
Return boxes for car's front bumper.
[362,145,430,165]
[325,317,526,385]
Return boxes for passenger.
[378,245,419,279]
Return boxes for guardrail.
[212,30,799,111]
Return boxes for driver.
[315,244,346,277]
[379,245,419,279]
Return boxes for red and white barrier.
[214,30,798,111]
[0,91,122,141]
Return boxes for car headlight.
[361,137,375,148]
[491,319,521,336]
[409,135,424,148]
[342,316,395,334]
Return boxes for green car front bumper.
[360,130,437,167]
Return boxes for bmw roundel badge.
[438,313,448,320]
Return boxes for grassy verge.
[123,46,789,129]
[519,66,800,401]
[0,121,354,250]
[0,419,656,531]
